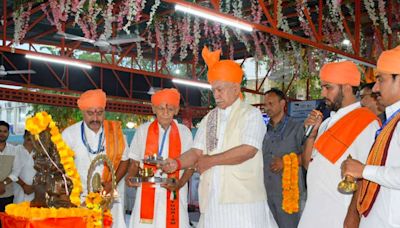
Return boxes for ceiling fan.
[56,32,143,52]
[0,65,36,77]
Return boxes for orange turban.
[202,46,243,84]
[377,45,400,75]
[77,89,106,110]
[151,88,180,107]
[319,61,360,86]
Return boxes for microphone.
[304,101,326,139]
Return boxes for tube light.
[337,54,376,68]
[172,78,212,89]
[175,4,253,32]
[26,54,92,69]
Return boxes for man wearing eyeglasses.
[62,89,129,228]
[342,46,400,227]
[360,82,385,122]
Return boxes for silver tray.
[130,176,176,184]
[142,157,165,166]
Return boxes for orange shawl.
[102,120,125,182]
[314,108,378,164]
[358,113,400,216]
[140,120,181,227]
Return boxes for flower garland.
[282,152,299,214]
[13,3,32,46]
[5,202,112,228]
[85,192,113,228]
[25,112,82,206]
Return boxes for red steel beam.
[1,53,29,83]
[111,70,131,97]
[258,0,276,28]
[303,6,321,42]
[354,0,361,55]
[81,69,99,89]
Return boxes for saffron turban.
[377,45,400,75]
[77,89,106,110]
[319,61,360,86]
[151,88,180,107]
[201,46,243,84]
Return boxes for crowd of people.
[1,45,400,228]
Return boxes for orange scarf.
[358,113,400,216]
[314,108,378,164]
[102,120,125,182]
[140,120,181,227]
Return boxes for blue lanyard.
[158,126,169,157]
[375,108,400,138]
[81,122,105,154]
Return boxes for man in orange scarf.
[125,88,194,228]
[161,47,278,228]
[341,46,400,227]
[62,89,129,228]
[298,61,380,228]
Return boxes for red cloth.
[201,46,243,84]
[77,89,106,110]
[319,61,360,86]
[377,45,400,75]
[151,88,180,107]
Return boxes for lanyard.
[81,122,105,154]
[375,108,400,138]
[158,126,169,157]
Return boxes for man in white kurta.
[125,88,193,228]
[299,61,380,228]
[62,89,129,228]
[161,47,277,228]
[13,131,36,203]
[341,45,400,228]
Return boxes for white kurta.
[0,143,21,198]
[62,121,129,228]
[13,145,35,203]
[128,120,193,228]
[298,102,380,228]
[193,100,278,228]
[360,100,400,228]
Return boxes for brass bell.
[338,155,358,194]
[92,172,102,193]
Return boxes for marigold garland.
[5,202,112,228]
[282,152,299,214]
[85,192,113,228]
[25,111,82,206]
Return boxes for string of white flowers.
[155,22,166,57]
[135,32,144,65]
[166,16,177,64]
[232,0,243,18]
[192,17,201,65]
[73,0,86,26]
[179,16,191,61]
[123,0,138,34]
[276,0,283,28]
[102,0,114,39]
[363,0,378,27]
[147,0,161,27]
[13,3,32,46]
[296,0,312,38]
[378,0,392,34]
[329,0,344,35]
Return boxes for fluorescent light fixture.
[337,54,376,68]
[172,78,212,89]
[342,39,351,46]
[0,84,22,90]
[26,54,92,69]
[175,4,253,32]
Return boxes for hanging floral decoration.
[25,111,82,206]
[282,152,299,214]
[85,192,113,228]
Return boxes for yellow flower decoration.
[282,152,299,214]
[25,112,82,206]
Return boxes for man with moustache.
[62,89,129,228]
[161,47,277,228]
[360,82,385,122]
[0,121,22,213]
[341,46,400,227]
[298,61,381,228]
[262,88,306,228]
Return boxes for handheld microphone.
[304,101,326,138]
